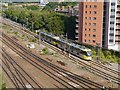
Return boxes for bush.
[32,38,37,43]
[42,47,49,55]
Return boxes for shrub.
[42,47,49,55]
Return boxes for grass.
[92,49,120,64]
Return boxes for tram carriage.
[40,32,92,60]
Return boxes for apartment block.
[77,0,120,51]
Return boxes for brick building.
[77,0,120,51]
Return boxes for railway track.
[42,41,120,85]
[91,61,119,75]
[2,17,120,76]
[1,32,106,89]
[1,49,42,89]
[2,18,36,38]
[1,18,120,86]
[40,39,120,76]
[2,17,119,77]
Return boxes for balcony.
[76,24,79,28]
[75,35,78,39]
[76,14,79,17]
[115,37,120,41]
[116,20,120,23]
[117,1,120,5]
[76,19,79,22]
[116,25,120,29]
[117,8,120,11]
[75,29,78,33]
[116,13,120,17]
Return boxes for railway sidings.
[0,31,110,89]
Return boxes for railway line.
[1,18,120,86]
[2,17,119,77]
[1,49,42,89]
[1,32,107,89]
[42,41,120,85]
[91,61,119,75]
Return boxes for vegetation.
[3,3,119,64]
[42,2,78,11]
[22,5,40,10]
[42,47,49,55]
[92,47,120,64]
[3,6,75,36]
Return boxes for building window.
[86,5,88,8]
[93,35,96,37]
[94,5,97,8]
[93,29,96,32]
[85,28,87,31]
[90,5,91,8]
[85,23,87,25]
[109,33,114,36]
[110,27,114,30]
[89,34,90,37]
[88,40,90,43]
[85,11,87,14]
[93,17,96,20]
[111,9,115,12]
[89,28,91,31]
[111,3,115,6]
[93,23,96,26]
[85,34,87,36]
[89,23,91,26]
[85,39,86,42]
[110,22,114,24]
[89,11,91,14]
[93,40,96,43]
[89,17,91,20]
[94,0,97,2]
[94,11,97,14]
[109,39,113,42]
[110,15,115,18]
[85,17,87,19]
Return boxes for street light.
[3,13,6,18]
[38,30,41,52]
[15,17,17,22]
[38,30,41,45]
[64,33,67,54]
[96,43,100,62]
[32,22,34,32]
[23,24,25,31]
[26,18,28,27]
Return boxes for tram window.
[71,50,73,52]
[77,52,79,55]
[81,51,86,55]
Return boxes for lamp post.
[96,43,100,63]
[39,30,41,51]
[23,24,24,30]
[26,18,28,27]
[64,33,67,54]
[32,22,34,32]
[4,13,6,18]
[15,17,17,22]
[9,15,11,19]
[38,30,41,45]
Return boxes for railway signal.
[15,17,17,22]
[96,43,100,63]
[38,30,41,52]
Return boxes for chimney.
[67,6,70,12]
[58,5,60,11]
[62,6,65,11]
[71,6,75,16]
